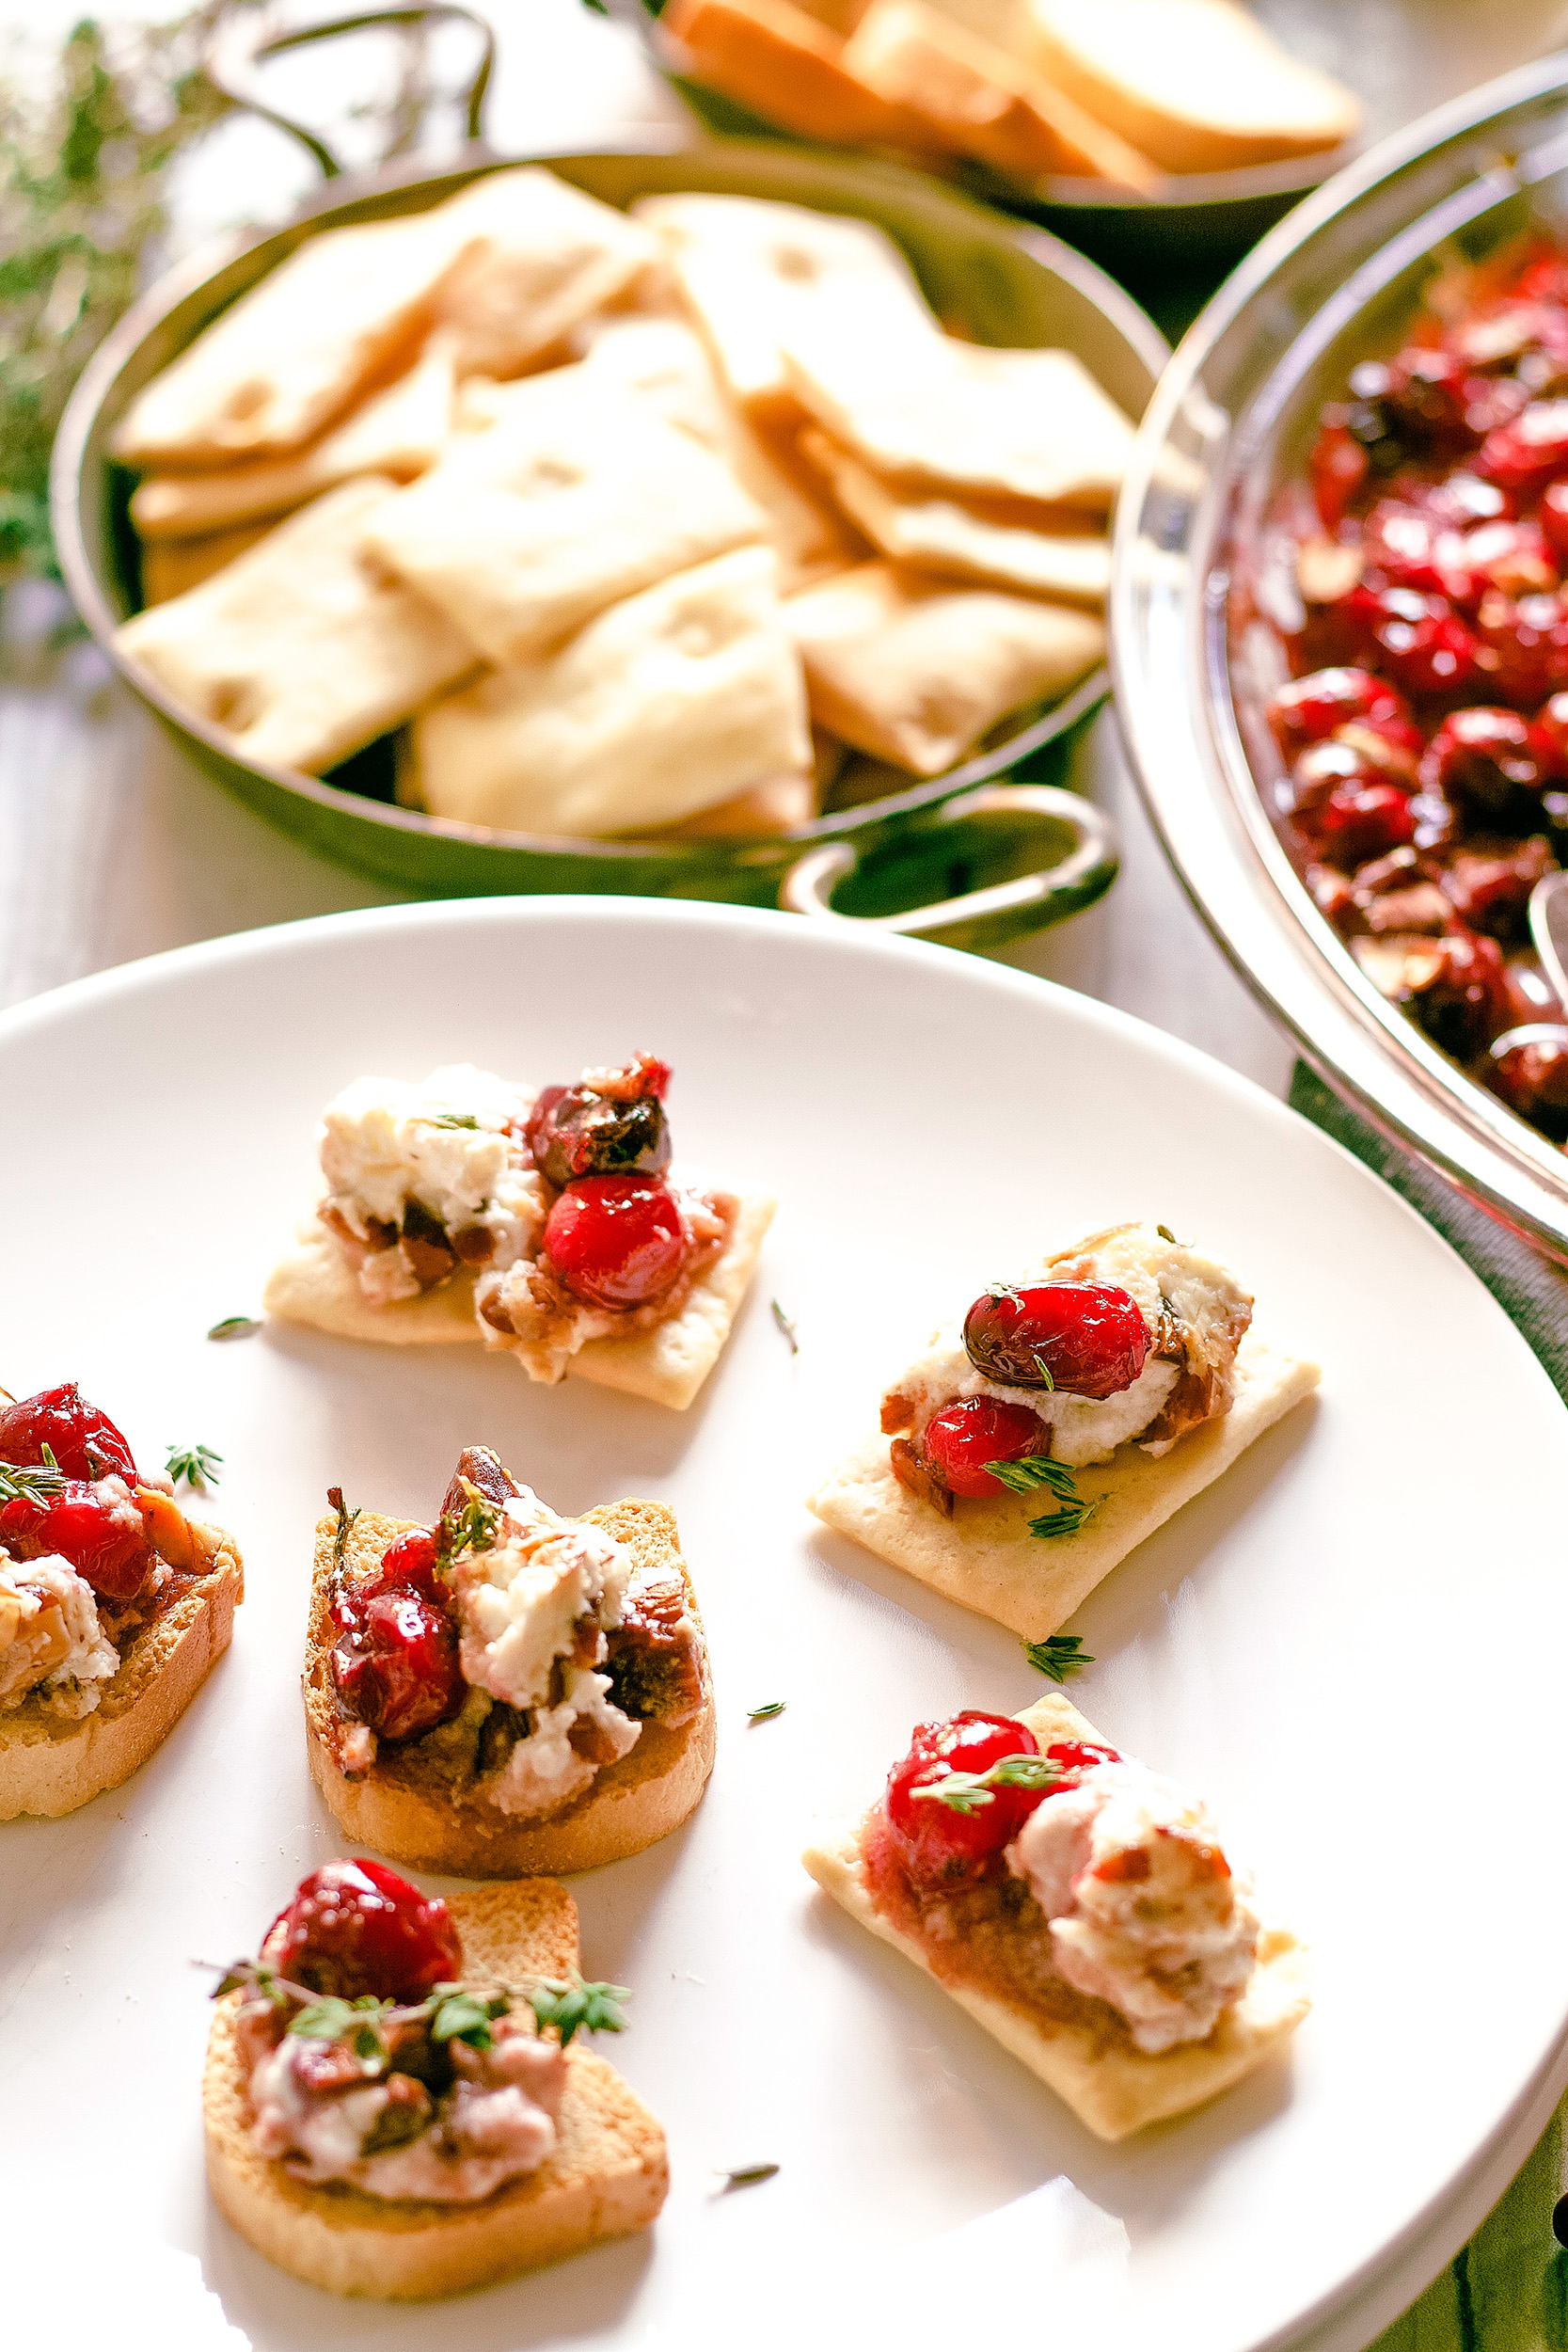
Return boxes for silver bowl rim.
[54,130,1166,872]
[1111,43,1568,1263]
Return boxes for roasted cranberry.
[1477,399,1568,494]
[1360,500,1469,598]
[921,1398,1044,1498]
[1041,1737,1124,1789]
[16,1481,154,1598]
[963,1282,1149,1398]
[1309,415,1370,530]
[262,1858,463,2001]
[1457,517,1558,602]
[1344,585,1482,700]
[370,1527,443,1602]
[886,1712,1050,1888]
[1411,930,1513,1058]
[1385,345,1471,446]
[1473,591,1568,707]
[332,1588,462,1740]
[1424,471,1510,528]
[1418,707,1543,817]
[1441,839,1554,938]
[1531,691,1568,778]
[1286,738,1385,815]
[528,1085,670,1188]
[1300,782,1418,863]
[1542,483,1568,565]
[1266,667,1413,760]
[1490,1025,1568,1136]
[543,1175,687,1309]
[0,1383,137,1484]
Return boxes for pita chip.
[114,478,477,775]
[784,559,1103,771]
[413,545,811,836]
[139,521,273,606]
[426,167,661,378]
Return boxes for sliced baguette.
[0,1518,244,1820]
[659,0,950,152]
[306,1499,717,1877]
[205,1877,669,2297]
[802,1689,1310,2139]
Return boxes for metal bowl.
[54,125,1164,949]
[1113,50,1568,1263]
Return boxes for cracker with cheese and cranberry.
[0,1382,243,1820]
[262,1051,776,1410]
[205,1858,666,2297]
[803,1690,1309,2139]
[807,1222,1320,1638]
[306,1445,715,1877]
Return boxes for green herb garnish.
[717,2163,780,2188]
[207,1315,261,1341]
[208,1959,630,2052]
[769,1298,799,1356]
[1022,1633,1093,1682]
[430,1988,507,2050]
[1156,1225,1177,1244]
[910,1751,1066,1815]
[985,1279,1021,1302]
[438,1483,502,1564]
[0,1456,67,1506]
[421,1113,481,1130]
[527,1979,630,2047]
[327,1484,361,1569]
[748,1700,785,1722]
[984,1453,1101,1540]
[166,1440,222,1491]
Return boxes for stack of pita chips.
[112,180,1123,836]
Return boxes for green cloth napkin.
[1291,1064,1568,2347]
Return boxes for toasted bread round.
[305,1498,717,1877]
[0,1518,244,1820]
[204,1880,669,2298]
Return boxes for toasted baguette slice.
[1019,0,1360,175]
[263,1183,776,1412]
[802,1689,1310,2139]
[306,1499,717,1876]
[807,1331,1320,1637]
[0,1518,244,1820]
[205,1878,669,2297]
[660,0,949,152]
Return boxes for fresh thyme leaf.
[910,1752,1065,1814]
[983,1455,1077,1500]
[1022,1633,1093,1682]
[1027,1499,1102,1540]
[430,1990,497,2049]
[748,1699,785,1721]
[529,1979,630,2047]
[421,1113,480,1130]
[1032,1355,1056,1391]
[166,1440,222,1491]
[986,1279,1021,1302]
[438,1484,502,1564]
[288,1996,362,2042]
[207,1315,261,1341]
[327,1485,361,1570]
[1157,1225,1177,1244]
[769,1298,800,1355]
[0,1457,67,1507]
[717,2163,780,2188]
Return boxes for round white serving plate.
[2,898,1565,2352]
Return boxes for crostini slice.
[0,1382,243,1820]
[205,1860,667,2299]
[262,1052,776,1410]
[803,1688,1309,2140]
[807,1222,1320,1637]
[306,1447,717,1877]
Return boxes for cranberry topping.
[962,1282,1150,1399]
[1266,668,1413,760]
[1298,781,1418,862]
[1473,590,1568,707]
[1344,585,1483,701]
[886,1712,1045,1888]
[921,1397,1044,1498]
[1477,399,1568,495]
[1418,707,1544,818]
[262,1859,463,2001]
[1408,930,1514,1058]
[332,1589,462,1741]
[1308,416,1369,530]
[1490,1025,1568,1136]
[0,1383,136,1484]
[0,1480,154,1598]
[543,1175,688,1309]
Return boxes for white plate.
[4,898,1566,2352]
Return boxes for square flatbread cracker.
[140,521,272,606]
[807,1332,1321,1636]
[412,546,811,836]
[631,190,933,422]
[361,370,768,666]
[784,559,1103,773]
[802,1688,1309,2140]
[130,336,457,542]
[800,428,1108,603]
[262,1185,776,1412]
[784,330,1135,510]
[113,478,477,777]
[427,167,660,378]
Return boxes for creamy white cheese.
[318,1063,545,1284]
[889,1224,1250,1466]
[1006,1760,1259,2052]
[0,1554,119,1716]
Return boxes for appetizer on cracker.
[808,1222,1320,1636]
[803,1690,1308,2139]
[263,1050,775,1408]
[307,1446,715,1877]
[205,1857,665,2297]
[0,1382,243,1819]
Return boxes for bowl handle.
[206,5,496,179]
[779,784,1118,952]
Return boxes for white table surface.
[0,0,1295,1102]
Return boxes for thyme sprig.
[1022,1633,1093,1682]
[769,1299,799,1356]
[327,1485,361,1570]
[984,1453,1102,1540]
[208,1958,629,2053]
[420,1113,480,1130]
[716,2163,780,2189]
[438,1481,502,1564]
[910,1752,1066,1815]
[166,1440,222,1491]
[208,1315,261,1342]
[0,1452,67,1506]
[748,1700,785,1722]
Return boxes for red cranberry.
[1473,591,1568,707]
[332,1589,462,1741]
[0,1384,137,1484]
[1458,517,1557,602]
[1465,372,1532,438]
[1361,500,1470,598]
[886,1712,1050,1888]
[1490,1025,1568,1137]
[1344,585,1482,700]
[1285,739,1385,817]
[1299,782,1417,864]
[543,1176,688,1309]
[1441,840,1554,939]
[1477,399,1568,494]
[1266,667,1412,760]
[1542,484,1568,565]
[371,1527,443,1601]
[1409,930,1513,1058]
[1042,1738,1124,1789]
[1418,707,1544,816]
[1532,691,1568,779]
[13,1481,154,1598]
[527,1082,670,1188]
[261,1859,463,2001]
[921,1398,1045,1498]
[1423,471,1510,528]
[962,1282,1149,1398]
[1309,417,1370,530]
[1384,345,1471,447]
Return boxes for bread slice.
[802,1689,1309,2139]
[204,1877,669,2297]
[305,1498,717,1876]
[0,1517,244,1820]
[140,522,272,606]
[263,1183,777,1411]
[1018,0,1360,175]
[659,0,950,153]
[807,1331,1320,1637]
